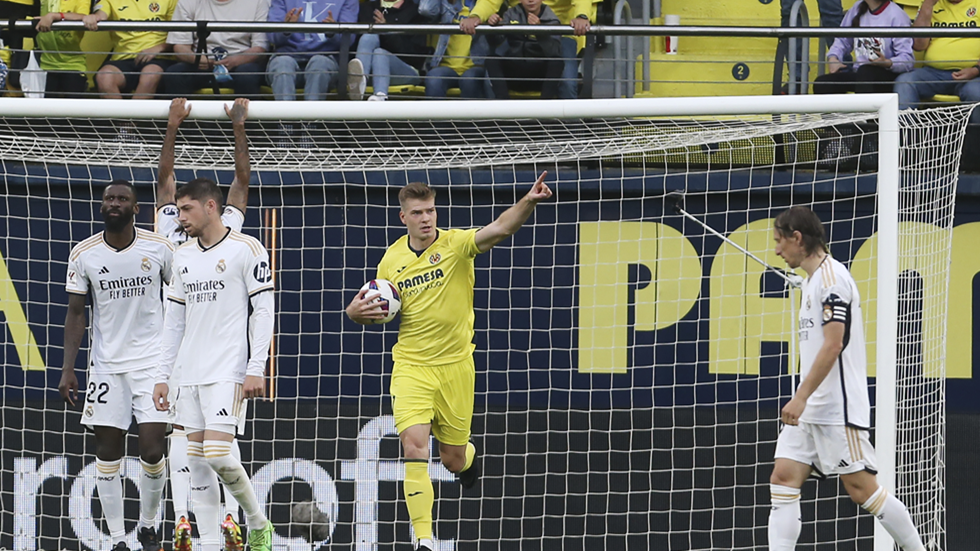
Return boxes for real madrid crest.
[806,295,811,310]
[216,259,226,273]
[85,406,94,418]
[141,257,151,272]
[429,253,441,265]
[823,304,833,322]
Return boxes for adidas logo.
[99,266,110,275]
[838,459,849,468]
[216,408,229,416]
[177,466,190,473]
[180,266,189,275]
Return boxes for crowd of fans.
[0,0,978,111]
[1,0,595,99]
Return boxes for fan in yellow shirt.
[895,0,980,123]
[83,0,177,99]
[346,174,552,551]
[34,0,91,97]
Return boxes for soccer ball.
[360,279,401,324]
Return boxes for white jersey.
[797,256,870,429]
[157,203,245,386]
[156,203,245,246]
[168,230,274,385]
[65,228,174,374]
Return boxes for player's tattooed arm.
[159,98,192,209]
[225,98,251,213]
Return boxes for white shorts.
[169,385,248,435]
[81,368,170,430]
[174,382,248,435]
[774,422,878,478]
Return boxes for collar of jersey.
[407,229,439,257]
[102,228,138,253]
[197,227,232,252]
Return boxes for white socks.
[223,439,243,521]
[96,459,126,542]
[768,484,802,551]
[188,441,222,551]
[139,458,167,529]
[169,432,191,521]
[861,486,926,551]
[204,440,268,530]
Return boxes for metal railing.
[3,20,980,100]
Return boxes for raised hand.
[168,98,192,128]
[225,98,249,125]
[526,171,553,204]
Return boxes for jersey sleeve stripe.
[66,289,88,296]
[69,239,103,262]
[168,296,185,304]
[228,233,263,256]
[248,286,274,297]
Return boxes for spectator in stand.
[163,0,270,98]
[813,0,913,95]
[34,0,91,97]
[83,0,177,99]
[266,0,359,100]
[458,0,592,99]
[781,0,843,50]
[421,0,489,98]
[483,0,562,99]
[894,0,980,122]
[348,0,432,101]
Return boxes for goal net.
[0,96,970,551]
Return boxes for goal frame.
[0,94,903,551]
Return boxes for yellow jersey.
[94,0,177,60]
[924,0,980,70]
[377,228,481,366]
[36,0,89,72]
[443,4,476,76]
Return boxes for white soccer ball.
[360,279,402,324]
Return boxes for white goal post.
[0,95,967,551]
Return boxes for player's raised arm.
[58,293,87,406]
[224,98,251,214]
[158,98,192,209]
[474,171,552,253]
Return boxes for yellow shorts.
[390,357,475,446]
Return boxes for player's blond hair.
[398,182,436,210]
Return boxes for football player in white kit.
[768,206,925,551]
[59,180,175,551]
[157,98,252,551]
[152,178,275,551]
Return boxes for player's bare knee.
[440,451,465,473]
